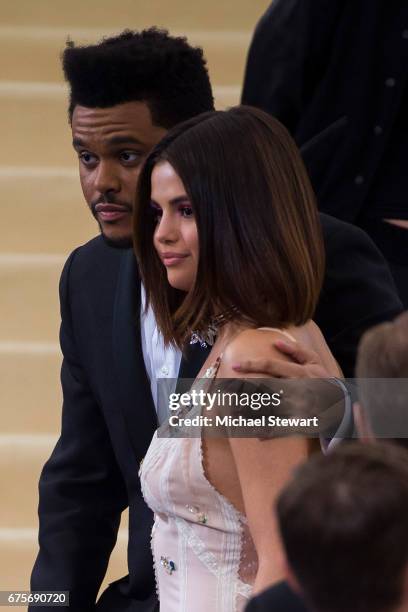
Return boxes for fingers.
[232,358,307,378]
[273,339,318,365]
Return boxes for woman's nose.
[154,212,178,244]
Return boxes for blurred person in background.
[242,0,408,307]
[31,26,402,612]
[264,443,408,612]
[354,310,408,447]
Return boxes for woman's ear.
[353,401,376,443]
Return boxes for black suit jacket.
[30,214,401,611]
[241,0,408,223]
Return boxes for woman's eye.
[179,206,194,218]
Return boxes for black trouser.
[359,218,408,309]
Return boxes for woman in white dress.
[133,106,341,611]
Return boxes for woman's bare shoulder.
[218,321,340,378]
[218,328,293,378]
[226,327,292,355]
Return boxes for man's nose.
[94,160,121,194]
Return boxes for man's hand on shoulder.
[231,338,331,379]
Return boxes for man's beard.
[91,199,133,249]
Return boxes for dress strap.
[256,327,297,343]
[203,327,296,382]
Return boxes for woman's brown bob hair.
[134,105,324,349]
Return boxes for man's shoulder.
[69,235,123,265]
[65,235,131,277]
[319,212,367,243]
[318,213,388,267]
[60,235,138,299]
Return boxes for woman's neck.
[211,319,252,355]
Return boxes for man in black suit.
[30,29,402,612]
[241,0,408,307]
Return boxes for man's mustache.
[90,196,133,217]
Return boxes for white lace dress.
[140,328,303,610]
[139,367,258,612]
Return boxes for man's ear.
[353,401,376,443]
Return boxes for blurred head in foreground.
[276,442,408,612]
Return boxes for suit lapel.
[176,341,211,393]
[113,249,157,459]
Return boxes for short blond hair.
[356,311,408,443]
[356,311,408,379]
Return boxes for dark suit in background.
[31,211,402,610]
[242,0,408,305]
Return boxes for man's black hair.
[62,28,214,127]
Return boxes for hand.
[232,338,330,378]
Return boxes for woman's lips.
[95,203,131,222]
[160,252,189,266]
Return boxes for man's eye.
[79,152,97,165]
[120,151,142,163]
[179,206,194,218]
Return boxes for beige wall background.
[0,0,271,606]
